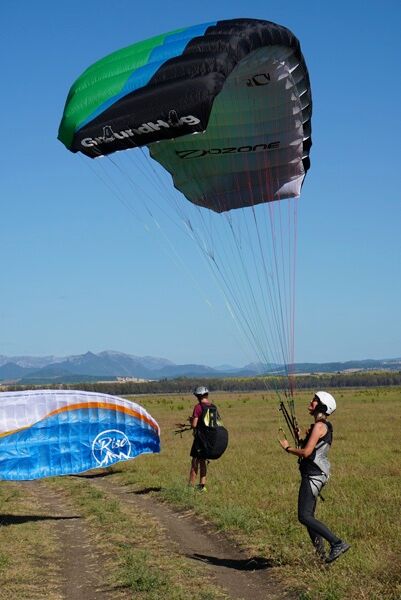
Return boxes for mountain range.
[0,351,400,384]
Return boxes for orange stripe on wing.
[47,402,159,432]
[0,402,159,439]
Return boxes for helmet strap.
[313,405,327,420]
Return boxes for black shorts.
[190,436,207,459]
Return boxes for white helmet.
[315,391,336,415]
[193,386,209,397]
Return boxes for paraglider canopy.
[0,389,160,480]
[58,18,312,212]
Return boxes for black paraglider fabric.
[73,18,311,169]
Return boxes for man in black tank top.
[279,391,350,563]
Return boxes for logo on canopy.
[92,429,131,467]
[81,114,201,149]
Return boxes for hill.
[0,351,400,385]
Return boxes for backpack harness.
[195,403,229,460]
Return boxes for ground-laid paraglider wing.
[0,389,160,480]
[58,18,312,212]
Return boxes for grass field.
[119,387,401,599]
[0,483,61,599]
[0,386,400,599]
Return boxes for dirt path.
[14,477,295,600]
[20,481,114,600]
[90,476,296,600]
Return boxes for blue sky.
[1,1,400,366]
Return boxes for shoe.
[196,484,207,492]
[326,541,350,563]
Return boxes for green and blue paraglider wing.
[58,18,312,213]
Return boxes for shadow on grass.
[132,486,162,495]
[0,514,80,526]
[70,469,118,480]
[190,553,273,571]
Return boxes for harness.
[300,421,333,499]
[195,403,228,460]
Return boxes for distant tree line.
[4,370,401,395]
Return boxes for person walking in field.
[279,391,350,563]
[188,386,211,491]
